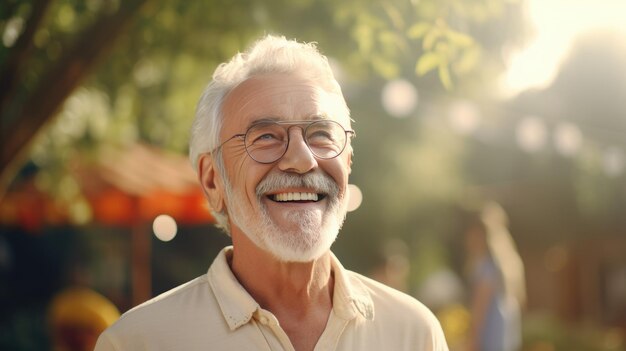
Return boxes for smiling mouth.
[268,192,325,203]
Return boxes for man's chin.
[262,241,330,263]
[266,205,324,225]
[242,222,329,263]
[232,202,343,262]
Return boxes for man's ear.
[347,149,353,175]
[197,153,225,213]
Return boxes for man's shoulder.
[341,269,449,350]
[345,269,440,324]
[346,270,421,306]
[109,274,213,331]
[95,274,229,350]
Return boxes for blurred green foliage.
[523,313,625,351]
[3,1,626,350]
[0,0,526,240]
[6,0,626,298]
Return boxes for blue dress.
[473,257,521,351]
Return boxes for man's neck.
[229,230,334,351]
[230,232,334,311]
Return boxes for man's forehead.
[221,74,349,128]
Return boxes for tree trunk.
[0,0,150,199]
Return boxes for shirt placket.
[253,309,296,351]
[314,309,350,351]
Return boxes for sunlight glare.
[501,0,626,96]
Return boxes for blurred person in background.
[463,202,526,351]
[369,238,411,292]
[95,34,448,351]
[49,287,120,351]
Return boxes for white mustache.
[256,172,340,199]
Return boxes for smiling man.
[95,35,449,351]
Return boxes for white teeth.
[274,192,319,202]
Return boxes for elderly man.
[95,35,448,351]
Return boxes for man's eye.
[259,133,276,140]
[252,132,282,143]
[308,130,334,141]
[308,129,337,141]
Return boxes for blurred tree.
[0,0,150,197]
[461,31,626,249]
[0,0,525,200]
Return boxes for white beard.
[223,171,347,262]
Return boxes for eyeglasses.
[214,119,355,164]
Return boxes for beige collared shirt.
[95,246,448,351]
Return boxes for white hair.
[189,34,350,232]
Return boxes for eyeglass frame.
[210,119,356,164]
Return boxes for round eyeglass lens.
[243,120,349,163]
[244,122,289,163]
[305,120,347,159]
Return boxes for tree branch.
[0,0,53,114]
[0,0,150,198]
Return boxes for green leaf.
[353,24,374,54]
[453,46,481,74]
[438,64,453,90]
[415,52,441,76]
[407,22,431,39]
[422,27,441,50]
[372,55,399,79]
[382,3,405,30]
[446,29,474,47]
[378,30,405,55]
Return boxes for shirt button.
[259,316,269,324]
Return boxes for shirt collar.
[329,251,375,321]
[208,247,259,330]
[208,246,374,331]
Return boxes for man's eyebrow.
[307,112,330,121]
[247,115,329,128]
[309,114,329,120]
[248,117,280,128]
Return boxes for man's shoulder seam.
[119,274,209,319]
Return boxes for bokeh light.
[553,122,582,157]
[2,17,23,47]
[447,100,481,135]
[516,116,547,153]
[347,184,362,212]
[152,214,178,242]
[602,147,624,177]
[381,79,418,118]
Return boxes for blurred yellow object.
[436,303,470,348]
[50,287,120,332]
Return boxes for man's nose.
[277,129,318,174]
